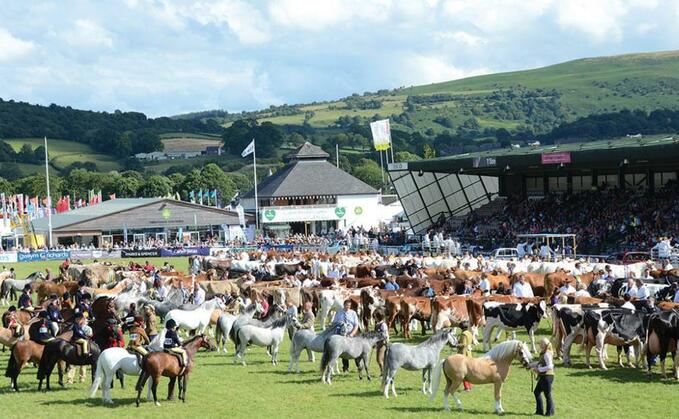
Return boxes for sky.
[1,0,679,117]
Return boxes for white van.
[493,248,519,260]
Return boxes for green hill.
[4,138,122,174]
[209,50,679,137]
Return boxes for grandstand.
[389,135,679,253]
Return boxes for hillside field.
[5,138,121,173]
[0,258,677,418]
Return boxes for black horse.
[37,338,101,391]
[274,261,310,276]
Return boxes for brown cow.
[400,296,432,339]
[431,295,469,332]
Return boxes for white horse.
[88,331,165,404]
[287,327,336,373]
[214,313,238,353]
[235,317,289,366]
[164,297,226,335]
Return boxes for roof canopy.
[286,142,329,161]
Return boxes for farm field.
[5,138,121,173]
[1,259,678,418]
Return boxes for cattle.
[399,297,432,339]
[643,310,679,379]
[581,309,646,369]
[552,304,608,362]
[431,296,469,333]
[359,287,383,330]
[482,301,547,353]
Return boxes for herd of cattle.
[1,251,678,391]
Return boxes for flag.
[268,168,273,177]
[198,189,203,205]
[241,139,255,157]
[96,190,102,204]
[189,190,195,203]
[16,194,24,219]
[370,119,392,151]
[0,193,6,226]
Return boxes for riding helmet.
[23,284,31,291]
[166,319,177,329]
[8,305,16,312]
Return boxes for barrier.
[17,250,71,262]
[159,247,210,257]
[0,252,18,263]
[121,249,161,258]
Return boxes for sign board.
[159,247,210,257]
[121,249,161,258]
[387,162,408,171]
[260,206,353,224]
[0,252,18,263]
[17,250,71,262]
[472,156,497,168]
[541,152,571,165]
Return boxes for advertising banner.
[0,252,18,263]
[541,152,571,164]
[260,206,350,224]
[473,156,497,168]
[159,247,210,257]
[17,250,71,262]
[121,249,161,258]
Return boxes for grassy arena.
[1,259,678,418]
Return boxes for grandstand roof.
[405,135,679,175]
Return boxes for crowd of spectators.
[453,181,679,254]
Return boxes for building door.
[188,231,199,243]
[133,233,145,244]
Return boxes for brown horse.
[5,330,73,391]
[135,334,214,407]
[430,340,532,414]
[36,281,78,303]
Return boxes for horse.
[381,329,458,399]
[164,297,226,335]
[430,340,532,414]
[1,272,44,305]
[5,330,72,391]
[235,316,289,366]
[287,327,336,373]
[37,338,102,391]
[320,331,386,384]
[135,334,214,407]
[214,313,238,353]
[88,332,165,404]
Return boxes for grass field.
[1,259,678,418]
[5,138,121,173]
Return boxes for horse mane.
[483,340,523,362]
[270,316,288,329]
[182,334,205,346]
[419,329,452,346]
[356,331,384,340]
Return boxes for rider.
[46,294,64,337]
[18,284,34,313]
[72,312,90,358]
[105,318,125,348]
[457,321,474,391]
[35,311,55,344]
[62,292,74,310]
[6,306,23,337]
[75,280,86,306]
[163,319,187,370]
[59,258,71,279]
[76,293,92,320]
[127,315,150,356]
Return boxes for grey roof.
[286,142,329,160]
[243,160,378,198]
[27,198,246,232]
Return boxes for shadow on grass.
[388,406,534,416]
[329,389,383,397]
[567,367,678,384]
[40,396,140,407]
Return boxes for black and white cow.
[552,304,608,363]
[483,300,547,353]
[643,310,679,379]
[582,309,647,369]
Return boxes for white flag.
[370,119,391,151]
[241,139,255,157]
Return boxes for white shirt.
[192,287,205,305]
[673,289,679,303]
[621,301,635,311]
[635,285,649,300]
[559,284,575,295]
[478,278,490,292]
[574,289,591,298]
[513,281,534,298]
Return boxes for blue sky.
[1,0,678,117]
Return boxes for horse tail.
[319,338,332,373]
[429,359,445,402]
[215,319,224,346]
[88,355,105,398]
[36,345,50,380]
[4,344,17,378]
[381,345,390,380]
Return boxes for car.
[493,248,519,260]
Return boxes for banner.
[17,250,71,262]
[159,247,210,257]
[541,152,571,164]
[260,206,350,224]
[370,119,391,151]
[0,252,18,263]
[241,139,255,157]
[121,249,161,258]
[262,244,294,252]
[473,156,497,168]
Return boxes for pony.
[5,330,72,391]
[135,334,214,407]
[430,340,532,414]
[88,331,165,404]
[214,313,237,354]
[381,329,458,399]
[235,316,289,366]
[37,338,102,391]
[320,331,386,384]
[1,272,44,305]
[287,327,336,373]
[164,297,226,335]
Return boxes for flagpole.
[44,137,53,248]
[253,141,259,231]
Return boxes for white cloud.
[188,1,271,45]
[442,0,552,33]
[268,0,391,31]
[0,27,35,63]
[400,54,489,86]
[61,19,114,49]
[435,31,487,46]
[554,0,629,42]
